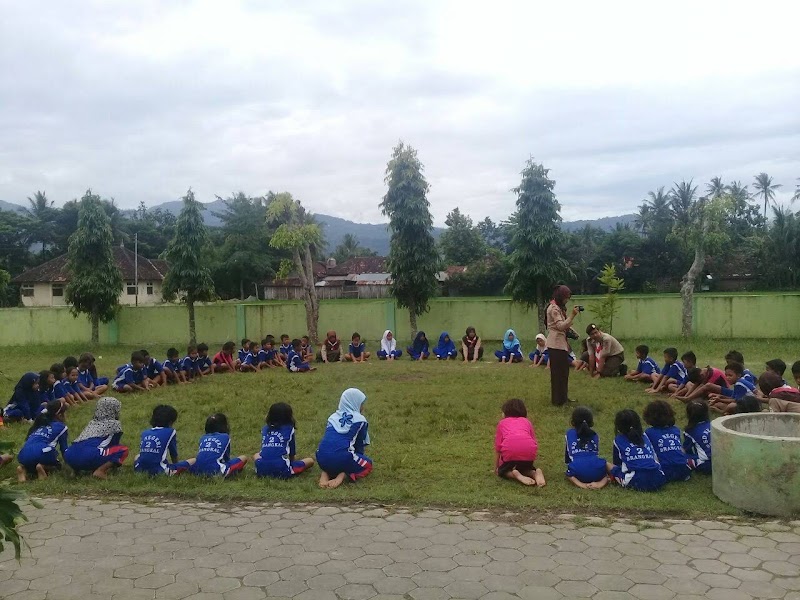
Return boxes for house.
[12,246,168,307]
[263,256,462,300]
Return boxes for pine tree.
[380,142,440,338]
[65,190,123,344]
[162,189,216,344]
[505,159,571,332]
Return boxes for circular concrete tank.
[711,413,800,517]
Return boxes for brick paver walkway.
[2,499,800,600]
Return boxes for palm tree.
[792,178,800,204]
[727,181,750,203]
[753,172,782,217]
[669,180,697,229]
[24,190,55,257]
[706,177,726,198]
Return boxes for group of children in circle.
[5,387,373,490]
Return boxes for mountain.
[0,199,26,213]
[561,213,638,233]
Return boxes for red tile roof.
[328,256,388,275]
[12,247,167,284]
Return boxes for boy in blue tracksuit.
[77,353,108,398]
[16,400,68,481]
[196,343,214,375]
[316,388,372,488]
[141,349,167,387]
[188,413,247,478]
[258,339,281,369]
[240,341,262,373]
[236,339,250,369]
[625,344,661,383]
[287,339,315,373]
[607,409,666,492]
[113,352,149,393]
[134,405,195,476]
[278,334,293,357]
[647,347,685,394]
[344,333,371,362]
[254,402,315,479]
[643,400,691,482]
[709,361,756,412]
[164,347,188,384]
[181,345,202,379]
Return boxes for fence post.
[236,304,246,342]
[108,318,119,345]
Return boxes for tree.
[0,211,35,276]
[439,208,487,265]
[753,172,782,218]
[477,217,511,253]
[380,141,440,338]
[671,195,731,337]
[162,189,216,344]
[24,191,55,258]
[792,178,800,204]
[706,176,726,198]
[505,158,571,332]
[592,264,625,333]
[564,224,603,295]
[333,233,377,264]
[267,191,323,342]
[65,190,124,344]
[0,441,37,559]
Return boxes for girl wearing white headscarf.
[315,388,372,488]
[529,333,550,367]
[377,330,402,360]
[64,397,129,479]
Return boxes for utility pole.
[134,232,139,307]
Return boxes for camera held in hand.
[576,305,585,312]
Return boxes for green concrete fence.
[1,293,799,347]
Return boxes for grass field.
[0,339,796,518]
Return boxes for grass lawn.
[0,338,796,518]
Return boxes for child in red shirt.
[494,399,545,487]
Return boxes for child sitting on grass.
[254,402,315,479]
[726,350,756,385]
[707,362,757,412]
[643,400,691,483]
[345,332,371,362]
[212,342,237,373]
[188,413,248,478]
[494,398,546,487]
[758,371,800,413]
[316,388,372,489]
[240,341,262,372]
[669,351,697,398]
[164,347,188,384]
[64,397,128,480]
[683,401,712,474]
[378,330,403,360]
[647,348,685,394]
[134,405,195,476]
[495,329,523,364]
[16,400,68,482]
[287,338,315,372]
[433,332,458,360]
[300,336,315,363]
[407,332,430,361]
[78,352,108,397]
[3,372,42,423]
[564,406,608,490]
[607,409,666,492]
[529,334,549,367]
[624,345,660,383]
[258,338,281,369]
[113,352,149,393]
[679,364,728,402]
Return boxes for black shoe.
[618,364,627,377]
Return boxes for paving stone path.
[2,498,800,600]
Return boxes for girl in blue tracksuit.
[64,397,129,479]
[643,400,692,483]
[495,329,523,363]
[3,372,42,423]
[316,388,372,489]
[433,332,457,360]
[564,406,608,489]
[16,400,68,482]
[683,400,712,474]
[188,413,248,478]
[407,332,430,360]
[254,402,315,479]
[134,405,195,476]
[607,409,666,492]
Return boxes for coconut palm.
[669,180,697,229]
[792,178,800,204]
[753,172,782,217]
[727,181,750,204]
[706,177,726,198]
[24,190,55,257]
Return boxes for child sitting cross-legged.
[287,338,315,372]
[254,402,315,479]
[683,400,712,474]
[529,334,549,367]
[624,345,660,383]
[564,406,608,489]
[316,388,372,489]
[188,413,248,478]
[494,398,546,487]
[643,400,692,483]
[707,362,757,412]
[344,332,370,362]
[134,405,195,476]
[607,409,666,492]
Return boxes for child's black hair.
[643,400,676,428]
[249,340,260,351]
[205,413,230,434]
[150,404,178,428]
[301,335,310,342]
[734,395,762,414]
[686,368,703,385]
[197,343,209,353]
[65,366,78,377]
[758,371,784,395]
[167,347,179,359]
[681,351,697,365]
[78,352,92,366]
[280,333,289,340]
[501,398,527,418]
[222,341,235,352]
[352,332,361,340]
[139,349,150,359]
[50,363,65,378]
[266,334,275,342]
[766,359,787,376]
[792,361,800,377]
[725,361,744,377]
[266,402,296,429]
[570,406,596,448]
[38,370,53,389]
[663,347,678,361]
[635,345,649,357]
[466,326,476,336]
[614,409,644,445]
[291,338,302,350]
[261,338,269,346]
[187,344,197,354]
[63,356,78,370]
[685,400,710,428]
[725,350,744,365]
[26,400,65,439]
[241,338,250,346]
[130,351,145,364]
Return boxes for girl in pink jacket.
[494,399,546,487]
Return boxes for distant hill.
[0,197,637,255]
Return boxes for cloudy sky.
[1,1,798,224]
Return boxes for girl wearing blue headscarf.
[316,388,372,489]
[407,331,430,360]
[3,372,43,423]
[495,329,523,363]
[433,332,458,360]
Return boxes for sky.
[1,0,799,225]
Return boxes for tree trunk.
[409,311,418,341]
[188,299,197,345]
[295,246,321,344]
[535,282,546,334]
[91,305,99,345]
[680,216,710,338]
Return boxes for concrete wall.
[20,281,164,308]
[1,293,799,347]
